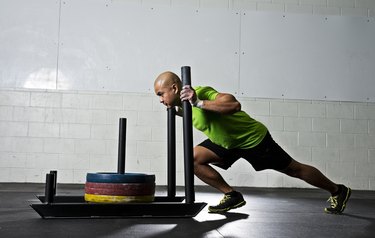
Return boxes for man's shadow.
[143,212,250,238]
[13,211,248,238]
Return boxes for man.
[154,71,351,214]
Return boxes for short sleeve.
[194,86,219,101]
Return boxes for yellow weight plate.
[84,193,154,203]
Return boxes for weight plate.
[85,182,155,196]
[86,173,155,183]
[84,193,154,203]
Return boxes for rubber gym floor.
[1,183,374,238]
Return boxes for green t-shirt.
[192,86,268,149]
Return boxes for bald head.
[154,71,182,108]
[154,71,182,90]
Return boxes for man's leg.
[280,159,351,214]
[194,145,246,213]
[193,145,233,194]
[280,159,338,194]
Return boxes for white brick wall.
[1,87,373,188]
[0,0,375,190]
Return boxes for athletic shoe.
[324,185,351,214]
[208,192,246,213]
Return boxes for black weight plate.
[86,173,155,183]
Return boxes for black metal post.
[44,173,55,204]
[50,170,57,195]
[118,118,127,174]
[167,107,176,198]
[181,66,195,204]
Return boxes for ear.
[171,83,179,94]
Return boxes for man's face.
[154,82,179,108]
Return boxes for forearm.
[176,100,240,115]
[198,99,241,114]
[180,86,241,115]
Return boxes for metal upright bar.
[44,173,55,204]
[181,66,195,204]
[118,118,127,174]
[50,170,57,195]
[167,107,177,198]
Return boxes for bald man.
[154,71,351,214]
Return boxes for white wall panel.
[240,12,375,102]
[58,0,240,93]
[1,0,375,103]
[0,0,60,89]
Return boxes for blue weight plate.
[86,173,155,183]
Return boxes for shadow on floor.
[0,209,249,238]
[342,213,375,238]
[143,212,249,238]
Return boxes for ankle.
[225,190,240,197]
[331,184,342,196]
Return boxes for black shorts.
[198,131,293,171]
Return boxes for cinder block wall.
[0,0,374,190]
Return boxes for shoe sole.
[324,187,352,214]
[208,200,246,213]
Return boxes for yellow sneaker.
[208,192,246,213]
[324,185,351,214]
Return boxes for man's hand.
[180,85,203,108]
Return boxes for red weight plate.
[85,182,155,196]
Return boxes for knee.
[283,161,303,178]
[193,147,216,168]
[192,154,208,175]
[193,157,200,168]
[283,167,298,178]
[193,150,205,167]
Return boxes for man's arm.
[201,93,241,114]
[180,86,241,115]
